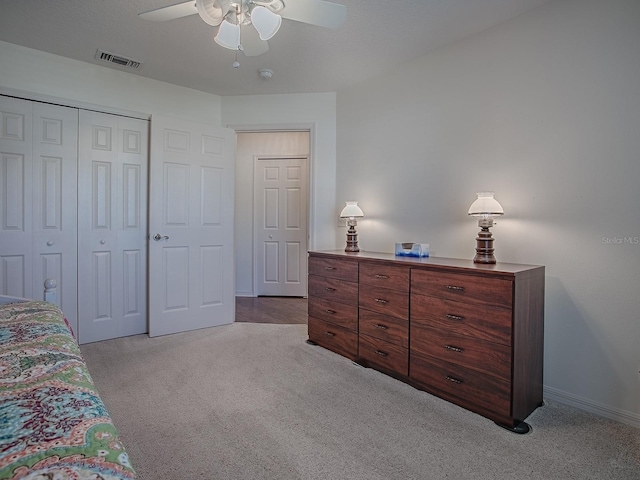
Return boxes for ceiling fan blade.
[241,26,269,57]
[139,1,198,22]
[279,0,347,29]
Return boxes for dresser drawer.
[309,256,358,282]
[308,274,358,306]
[359,309,408,348]
[308,296,358,331]
[308,317,358,359]
[359,334,408,376]
[411,269,513,308]
[359,284,408,319]
[410,294,512,346]
[359,262,410,292]
[410,323,511,380]
[410,351,511,416]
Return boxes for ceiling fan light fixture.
[250,5,282,41]
[196,0,231,26]
[215,19,241,50]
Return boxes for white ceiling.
[0,0,552,96]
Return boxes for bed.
[0,297,137,479]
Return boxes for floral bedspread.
[0,301,136,479]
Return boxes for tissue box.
[395,243,429,257]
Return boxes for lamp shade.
[251,6,282,41]
[214,19,241,50]
[340,201,364,218]
[468,192,504,217]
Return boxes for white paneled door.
[0,96,79,333]
[0,97,33,298]
[254,157,308,296]
[78,110,148,344]
[148,116,235,337]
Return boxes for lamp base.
[473,226,496,264]
[345,225,360,252]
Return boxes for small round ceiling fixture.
[258,68,273,79]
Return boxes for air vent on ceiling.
[95,50,143,70]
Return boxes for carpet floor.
[81,322,640,480]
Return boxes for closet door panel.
[78,111,147,343]
[117,116,148,338]
[2,153,27,231]
[32,102,78,333]
[0,97,77,319]
[78,113,117,343]
[0,97,32,298]
[0,255,26,298]
[92,251,113,319]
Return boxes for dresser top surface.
[309,250,544,275]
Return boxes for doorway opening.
[234,130,311,298]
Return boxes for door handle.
[153,234,169,241]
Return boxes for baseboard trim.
[544,385,640,428]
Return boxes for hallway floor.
[235,296,307,324]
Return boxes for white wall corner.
[544,385,640,429]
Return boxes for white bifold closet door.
[0,96,79,333]
[77,110,148,344]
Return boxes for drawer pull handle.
[325,287,336,292]
[375,350,388,357]
[374,298,388,304]
[374,323,388,330]
[325,331,335,337]
[325,309,336,315]
[444,345,464,353]
[324,266,336,270]
[446,314,464,321]
[375,274,389,279]
[445,375,462,384]
[445,285,465,292]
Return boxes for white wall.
[222,93,339,256]
[234,131,310,296]
[0,41,222,124]
[336,0,640,426]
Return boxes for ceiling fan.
[139,0,347,57]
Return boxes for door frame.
[228,124,315,297]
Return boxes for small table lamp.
[340,201,364,252]
[468,192,504,264]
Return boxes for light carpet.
[80,323,640,480]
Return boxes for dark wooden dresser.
[307,250,545,433]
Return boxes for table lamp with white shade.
[340,201,364,252]
[468,192,504,264]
